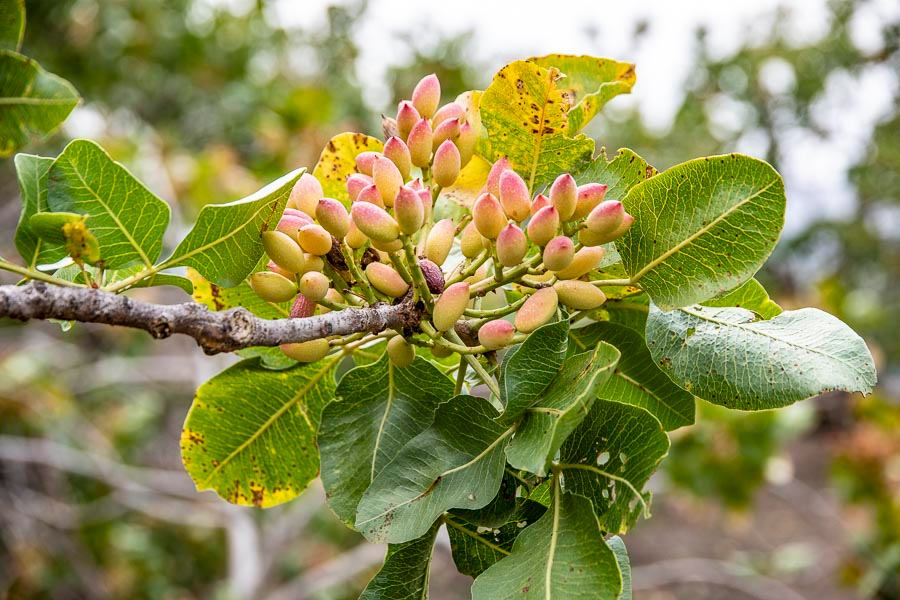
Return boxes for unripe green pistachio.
[554,280,607,310]
[473,192,507,240]
[262,230,306,273]
[465,265,489,285]
[387,336,416,368]
[478,319,516,350]
[351,202,400,243]
[553,246,606,279]
[396,101,420,141]
[249,271,298,303]
[315,198,350,239]
[297,224,334,256]
[496,223,527,267]
[460,222,485,258]
[515,287,559,333]
[290,293,316,318]
[365,262,410,297]
[411,73,441,119]
[347,173,373,201]
[267,260,294,280]
[417,188,433,224]
[579,212,633,247]
[433,282,470,332]
[288,173,323,217]
[531,193,551,215]
[485,157,511,198]
[373,156,403,207]
[542,235,575,271]
[418,258,446,294]
[585,200,625,235]
[430,344,453,358]
[394,186,425,235]
[280,338,330,363]
[432,102,464,127]
[433,140,461,187]
[298,271,330,301]
[407,118,433,168]
[572,183,608,220]
[499,170,531,222]
[432,118,460,149]
[424,218,456,265]
[345,221,368,249]
[356,183,385,208]
[527,206,560,247]
[354,151,379,176]
[300,253,325,274]
[371,238,404,252]
[549,173,577,221]
[383,136,412,180]
[456,121,477,167]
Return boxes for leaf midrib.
[544,478,561,600]
[0,97,77,106]
[630,178,778,283]
[197,355,339,487]
[163,199,280,268]
[357,426,515,527]
[65,153,153,267]
[370,363,395,482]
[679,306,861,373]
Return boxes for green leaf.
[575,147,658,201]
[471,480,622,600]
[570,322,694,430]
[14,153,68,268]
[164,168,303,286]
[603,294,651,333]
[506,342,620,476]
[0,0,25,51]
[608,537,632,600]
[529,55,636,132]
[498,319,569,423]
[446,500,547,578]
[646,305,877,410]
[618,154,786,309]
[479,60,595,192]
[702,277,782,319]
[355,395,513,543]
[0,50,79,157]
[47,140,170,269]
[558,399,669,533]
[181,356,339,507]
[450,472,519,528]
[312,132,383,207]
[319,354,454,526]
[360,520,440,600]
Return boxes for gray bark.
[0,282,421,354]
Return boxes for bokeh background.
[1,0,898,598]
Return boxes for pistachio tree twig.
[0,282,422,355]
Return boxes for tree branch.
[0,282,422,355]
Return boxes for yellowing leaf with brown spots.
[479,60,595,192]
[181,355,339,508]
[529,55,636,132]
[440,154,491,209]
[313,132,383,207]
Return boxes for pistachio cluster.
[247,73,633,366]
